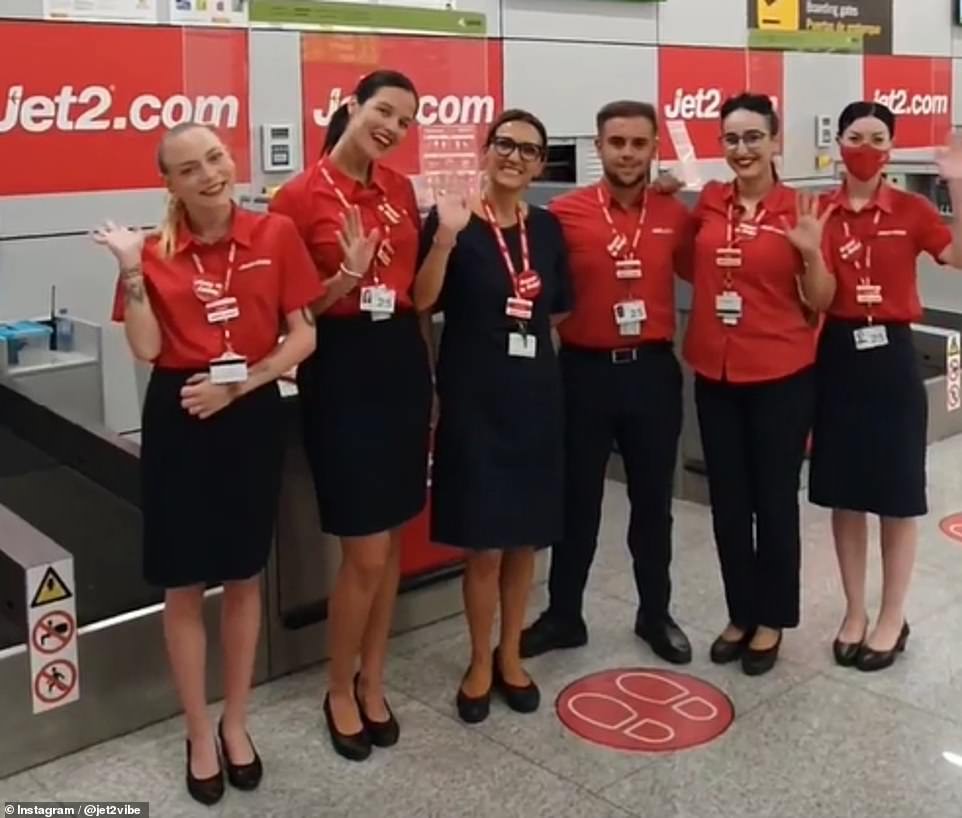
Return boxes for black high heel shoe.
[354,673,400,748]
[492,648,540,713]
[833,617,868,667]
[742,629,782,677]
[323,693,372,761]
[185,739,224,806]
[855,621,910,672]
[217,719,263,790]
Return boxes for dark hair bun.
[837,101,896,139]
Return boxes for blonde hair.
[154,122,222,259]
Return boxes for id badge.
[209,353,248,385]
[614,300,647,326]
[505,297,534,320]
[840,237,863,262]
[360,285,397,319]
[615,258,643,280]
[854,325,889,351]
[735,222,759,240]
[716,248,743,269]
[206,296,240,324]
[619,322,642,337]
[716,290,743,325]
[508,332,537,359]
[855,283,883,306]
[517,270,542,299]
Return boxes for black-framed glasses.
[490,135,545,162]
[720,130,769,151]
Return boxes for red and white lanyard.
[482,197,531,299]
[840,210,883,321]
[319,162,404,284]
[192,241,238,354]
[597,186,647,259]
[716,203,766,287]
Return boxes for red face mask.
[841,144,889,182]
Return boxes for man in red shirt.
[520,101,693,664]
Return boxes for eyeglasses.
[489,135,545,162]
[720,130,769,151]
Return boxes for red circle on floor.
[556,668,734,753]
[939,513,962,544]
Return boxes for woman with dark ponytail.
[810,101,962,671]
[269,70,432,761]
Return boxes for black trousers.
[694,367,814,630]
[547,342,683,624]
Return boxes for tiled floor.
[3,437,962,817]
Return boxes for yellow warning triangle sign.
[31,566,72,608]
[949,335,960,357]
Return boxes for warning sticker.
[30,566,72,608]
[947,332,961,413]
[31,610,75,656]
[25,558,79,714]
[34,659,77,706]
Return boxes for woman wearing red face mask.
[809,101,962,671]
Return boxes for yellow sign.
[31,566,73,608]
[756,0,799,31]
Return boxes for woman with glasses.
[414,109,572,722]
[810,102,962,671]
[682,93,834,675]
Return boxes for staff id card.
[716,291,742,325]
[854,325,888,351]
[360,285,397,322]
[209,352,248,385]
[614,300,646,337]
[206,296,240,324]
[508,332,537,359]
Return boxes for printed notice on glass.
[170,0,249,26]
[44,0,157,22]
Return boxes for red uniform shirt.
[269,159,421,318]
[112,206,323,370]
[549,182,693,348]
[683,180,816,383]
[822,182,952,323]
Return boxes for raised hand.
[936,130,962,182]
[336,205,380,278]
[436,188,472,234]
[91,220,145,270]
[783,191,835,260]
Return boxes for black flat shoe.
[710,627,755,664]
[520,612,588,659]
[217,719,263,791]
[493,649,540,714]
[856,622,910,673]
[635,614,693,665]
[456,670,491,724]
[185,739,224,807]
[833,619,868,667]
[323,693,372,761]
[354,673,400,748]
[742,630,782,677]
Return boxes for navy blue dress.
[420,206,572,550]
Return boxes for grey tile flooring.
[3,434,962,817]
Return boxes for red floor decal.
[939,514,962,544]
[556,668,734,752]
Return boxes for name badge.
[854,325,889,351]
[839,237,863,262]
[716,248,743,269]
[855,283,883,305]
[205,296,240,324]
[614,300,647,326]
[508,332,537,359]
[376,239,395,267]
[505,297,534,320]
[517,270,542,299]
[735,222,759,240]
[209,352,248,385]
[716,290,743,325]
[194,279,223,302]
[615,258,643,280]
[360,285,397,320]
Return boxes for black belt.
[562,341,672,365]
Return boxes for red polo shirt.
[822,182,952,323]
[112,207,323,370]
[549,182,693,348]
[683,180,817,383]
[269,159,420,318]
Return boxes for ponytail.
[156,194,184,260]
[322,104,350,156]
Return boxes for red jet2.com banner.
[301,34,503,177]
[658,47,784,161]
[864,56,952,149]
[0,22,250,197]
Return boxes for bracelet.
[339,263,363,280]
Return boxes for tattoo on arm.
[300,306,316,326]
[123,278,146,306]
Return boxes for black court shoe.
[323,693,372,762]
[185,739,224,807]
[833,618,868,667]
[742,630,782,677]
[354,673,400,748]
[217,719,263,791]
[492,649,540,714]
[710,626,755,664]
[856,622,910,673]
[456,670,492,724]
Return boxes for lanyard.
[597,186,647,258]
[725,203,767,247]
[192,241,237,353]
[840,209,883,321]
[481,197,530,298]
[320,162,403,284]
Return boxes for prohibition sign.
[939,513,962,544]
[34,659,77,704]
[556,668,734,753]
[31,610,75,655]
